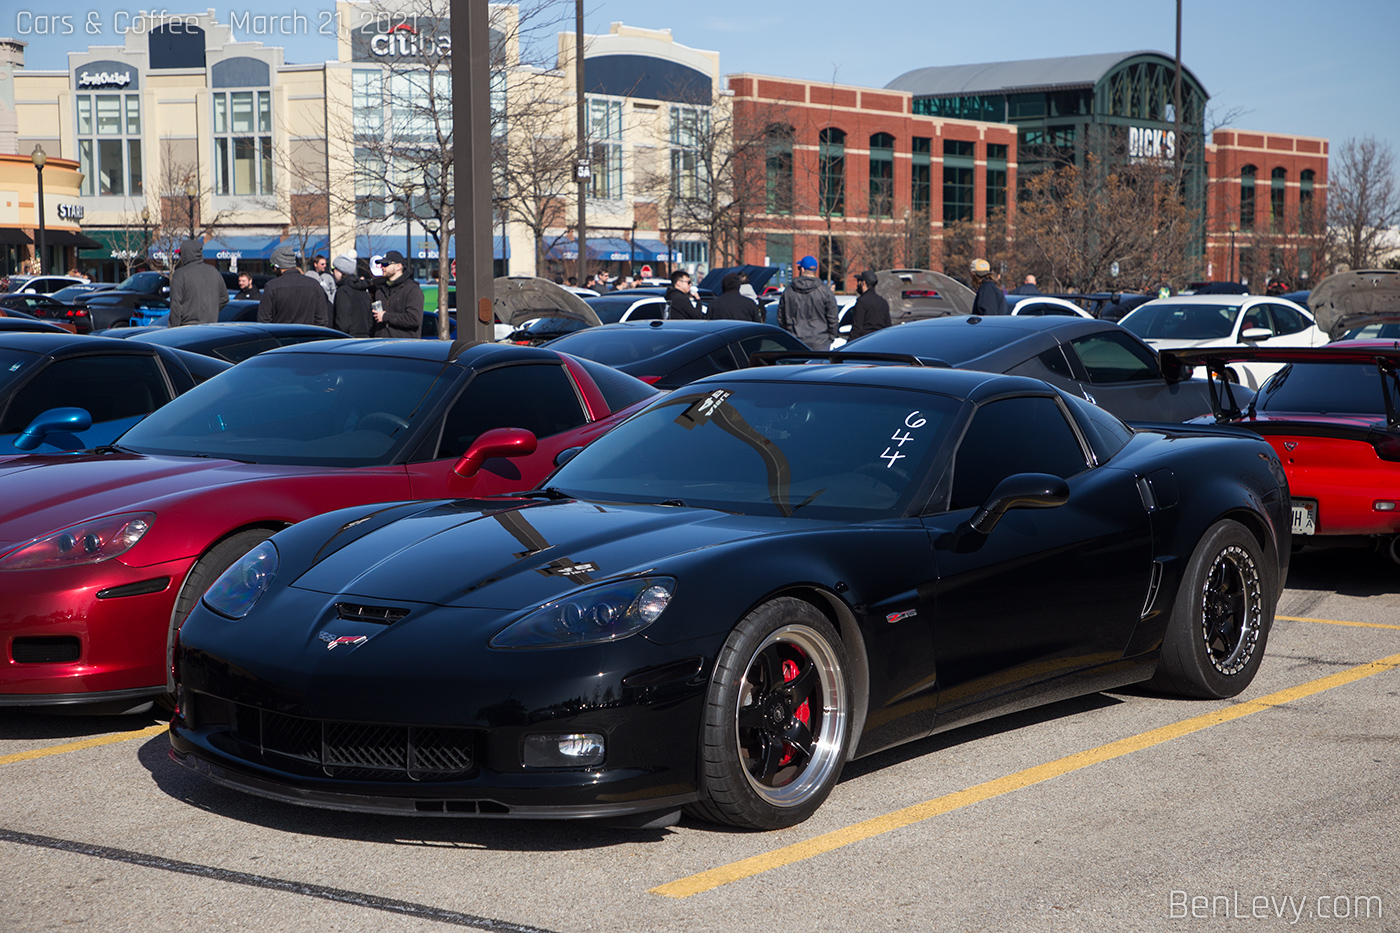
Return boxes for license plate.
[1291,500,1317,535]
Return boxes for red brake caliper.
[777,655,811,767]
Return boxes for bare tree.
[1329,136,1400,270]
[149,137,243,272]
[496,69,576,275]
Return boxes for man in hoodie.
[331,253,373,337]
[664,269,704,319]
[370,250,424,338]
[708,271,762,322]
[258,242,330,327]
[777,255,839,349]
[168,238,228,326]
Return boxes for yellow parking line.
[1278,615,1400,631]
[0,724,167,767]
[652,651,1400,899]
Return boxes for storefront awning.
[357,235,509,260]
[205,236,282,260]
[632,238,681,263]
[44,229,104,250]
[544,237,651,262]
[0,228,33,246]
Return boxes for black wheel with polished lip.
[689,598,851,829]
[1151,519,1273,698]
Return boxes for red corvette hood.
[0,451,323,552]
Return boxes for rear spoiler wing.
[1162,346,1400,429]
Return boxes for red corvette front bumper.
[0,554,195,704]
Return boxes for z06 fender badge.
[886,609,917,624]
[318,632,368,650]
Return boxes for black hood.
[177,238,204,267]
[721,273,743,293]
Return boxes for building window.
[670,105,708,200]
[353,69,383,134]
[588,97,624,200]
[1300,169,1316,232]
[911,137,931,214]
[765,124,794,215]
[354,147,386,220]
[1240,165,1256,229]
[1271,167,1286,231]
[677,240,708,266]
[943,139,975,223]
[819,127,845,217]
[75,91,142,197]
[867,132,895,218]
[986,143,1008,214]
[213,89,273,196]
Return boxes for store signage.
[77,69,134,89]
[57,204,85,221]
[1128,126,1177,161]
[352,18,451,62]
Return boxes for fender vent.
[1142,560,1165,618]
[12,636,81,664]
[335,603,410,625]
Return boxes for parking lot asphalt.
[2,545,1396,933]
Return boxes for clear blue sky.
[10,0,1398,156]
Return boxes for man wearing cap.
[778,255,840,349]
[970,258,1008,316]
[258,242,331,327]
[371,250,424,339]
[331,253,373,337]
[168,237,227,326]
[847,270,891,340]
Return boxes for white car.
[1118,294,1326,388]
[6,274,89,295]
[1006,294,1094,318]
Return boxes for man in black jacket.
[371,250,424,338]
[331,254,372,337]
[707,272,762,322]
[847,270,891,340]
[168,238,228,326]
[258,242,331,327]
[664,269,704,319]
[970,258,1008,315]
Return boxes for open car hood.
[492,277,602,327]
[876,269,975,320]
[1309,269,1400,338]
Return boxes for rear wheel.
[1151,520,1274,698]
[161,528,275,707]
[687,598,851,829]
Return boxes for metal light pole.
[450,0,495,342]
[404,181,415,279]
[184,181,197,239]
[31,145,47,275]
[141,207,150,273]
[574,0,587,286]
[1228,222,1238,282]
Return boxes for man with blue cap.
[777,255,840,349]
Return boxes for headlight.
[490,577,675,648]
[201,541,278,620]
[0,512,155,571]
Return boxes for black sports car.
[114,322,350,364]
[546,319,809,388]
[171,362,1289,829]
[845,315,1231,421]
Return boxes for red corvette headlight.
[0,512,155,571]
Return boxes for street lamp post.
[184,181,197,239]
[141,207,150,273]
[404,182,415,279]
[31,145,47,276]
[1228,222,1238,283]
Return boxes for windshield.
[548,326,700,365]
[1257,363,1388,416]
[1121,303,1240,340]
[583,297,637,324]
[844,320,1028,364]
[119,354,453,465]
[116,272,165,293]
[549,382,959,520]
[0,348,38,395]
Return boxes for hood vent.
[335,603,410,625]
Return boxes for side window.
[0,355,173,432]
[1061,392,1134,462]
[1269,303,1308,335]
[1239,304,1274,336]
[949,396,1088,510]
[1037,346,1074,378]
[1070,332,1161,384]
[435,363,587,459]
[626,301,666,321]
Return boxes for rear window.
[548,327,702,366]
[570,356,661,412]
[846,321,1029,364]
[1121,303,1238,340]
[1257,363,1388,416]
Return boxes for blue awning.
[633,238,681,263]
[544,237,650,262]
[357,235,509,260]
[290,238,329,259]
[204,236,280,260]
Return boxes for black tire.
[1151,519,1275,699]
[686,598,852,830]
[161,528,275,702]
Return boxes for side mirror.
[451,427,537,481]
[14,407,93,451]
[1240,327,1271,341]
[968,472,1069,535]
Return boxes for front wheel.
[687,598,851,829]
[1151,519,1275,698]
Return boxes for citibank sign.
[353,19,451,61]
[1128,127,1177,161]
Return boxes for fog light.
[521,733,605,769]
[1375,501,1397,512]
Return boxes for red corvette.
[1171,343,1400,560]
[0,339,657,710]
